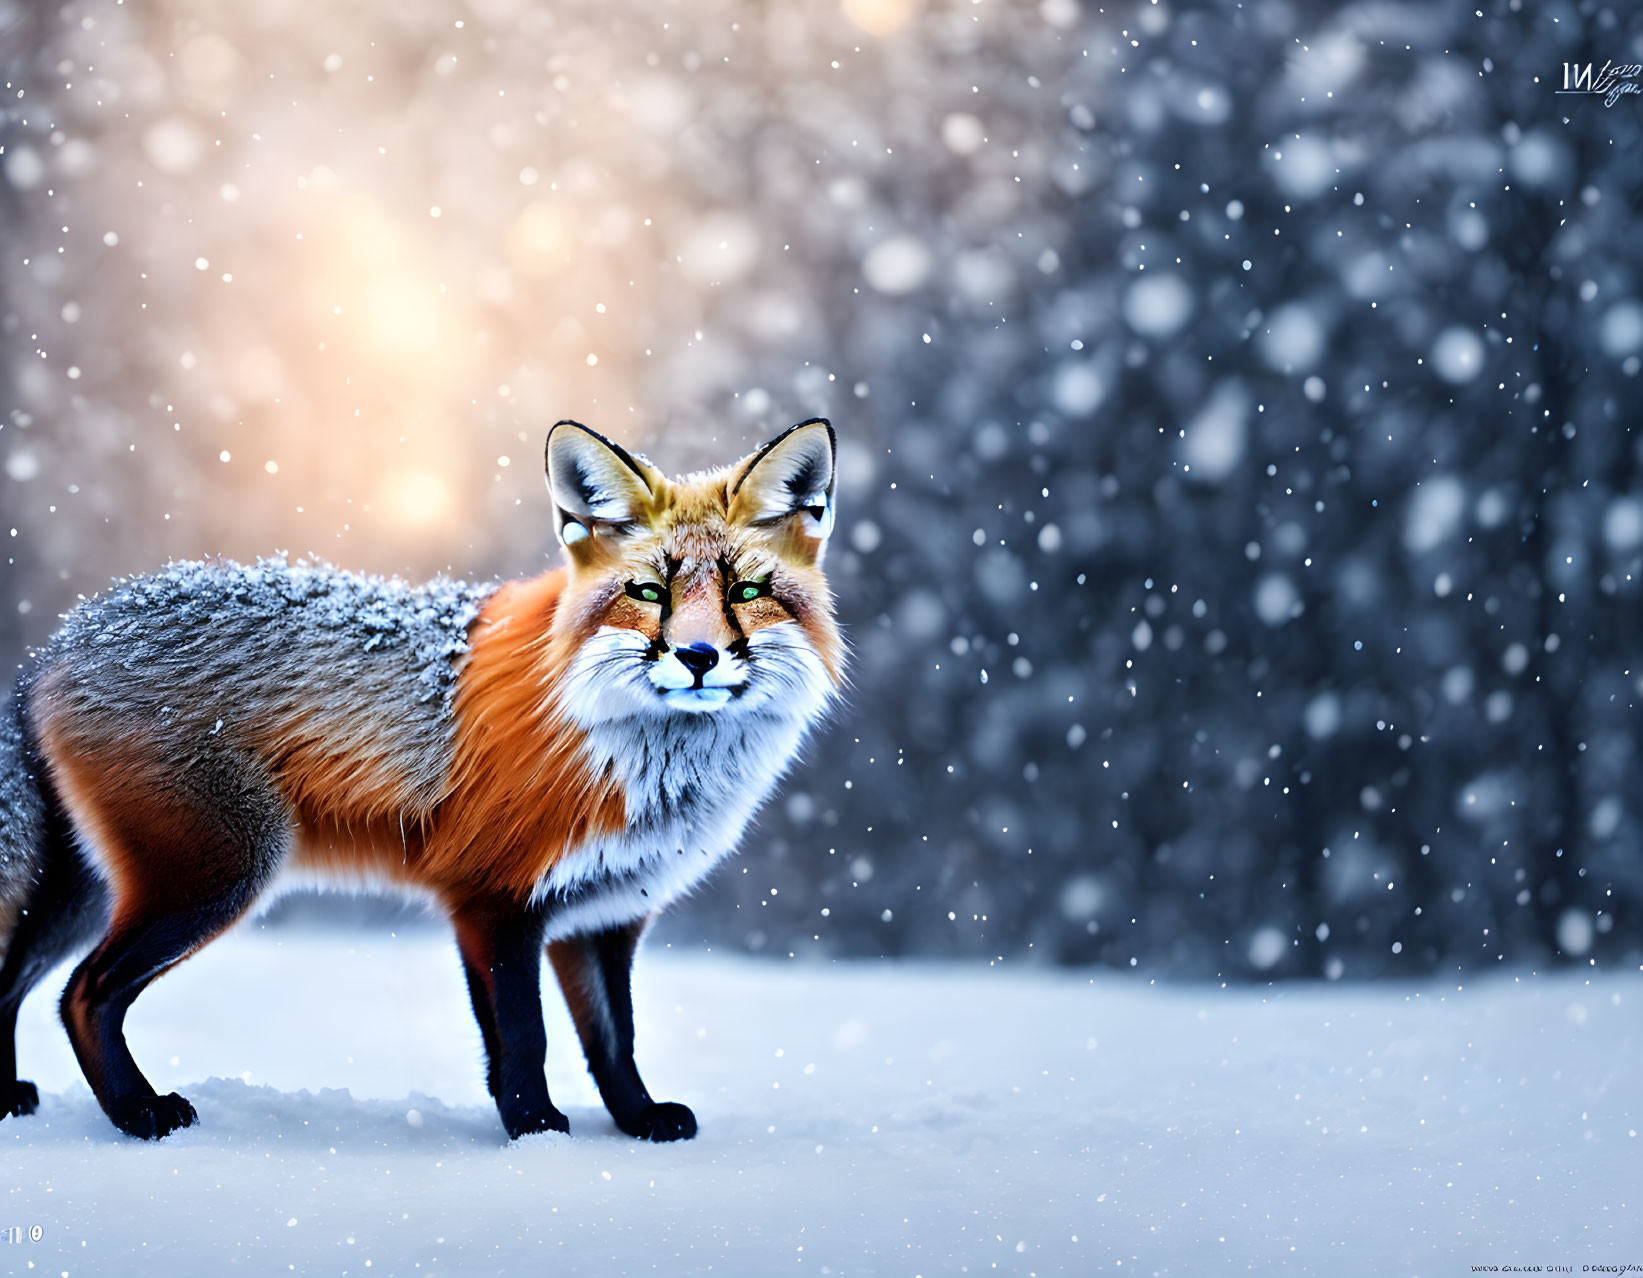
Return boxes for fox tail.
[0,687,50,961]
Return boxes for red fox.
[0,419,843,1141]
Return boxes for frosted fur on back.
[32,556,495,824]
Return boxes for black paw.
[108,1092,198,1140]
[623,1101,697,1142]
[0,1080,39,1119]
[504,1106,571,1140]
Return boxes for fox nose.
[673,643,719,682]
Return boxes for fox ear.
[544,420,659,551]
[728,419,837,562]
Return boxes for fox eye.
[625,581,666,605]
[729,580,771,604]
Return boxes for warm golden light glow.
[362,277,442,359]
[842,0,917,37]
[508,202,577,278]
[377,469,454,532]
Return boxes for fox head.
[542,419,845,727]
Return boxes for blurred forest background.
[2,0,1641,978]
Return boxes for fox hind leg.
[548,918,696,1142]
[51,752,290,1139]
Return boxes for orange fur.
[273,731,427,831]
[40,738,157,933]
[288,810,428,889]
[34,707,275,943]
[416,572,627,903]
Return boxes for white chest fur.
[534,709,809,940]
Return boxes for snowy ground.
[1,926,1637,1277]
